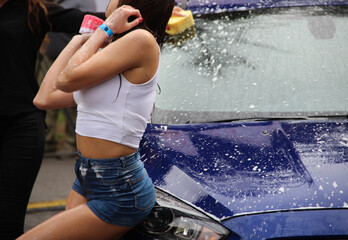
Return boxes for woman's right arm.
[33,34,89,110]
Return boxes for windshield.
[152,6,348,124]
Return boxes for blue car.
[124,0,348,239]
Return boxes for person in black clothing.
[0,0,105,238]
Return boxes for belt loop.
[87,159,91,168]
[120,157,126,168]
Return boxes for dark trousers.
[0,111,45,239]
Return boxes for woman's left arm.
[34,34,90,109]
[56,5,142,92]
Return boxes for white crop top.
[73,67,159,149]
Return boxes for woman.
[18,0,174,238]
[0,0,105,239]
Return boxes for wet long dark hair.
[112,0,175,46]
[27,0,51,41]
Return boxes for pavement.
[24,147,76,232]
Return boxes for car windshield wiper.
[188,114,348,124]
[188,116,308,124]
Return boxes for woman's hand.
[78,33,92,44]
[172,6,186,17]
[69,33,92,47]
[104,5,142,34]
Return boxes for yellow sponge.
[166,10,194,35]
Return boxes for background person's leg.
[0,112,45,239]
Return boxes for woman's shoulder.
[123,29,158,48]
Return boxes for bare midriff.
[76,134,136,159]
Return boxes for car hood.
[139,120,348,220]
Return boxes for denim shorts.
[72,151,156,227]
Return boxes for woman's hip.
[73,151,156,226]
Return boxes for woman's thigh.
[66,189,88,210]
[18,204,132,240]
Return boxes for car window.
[153,6,348,124]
